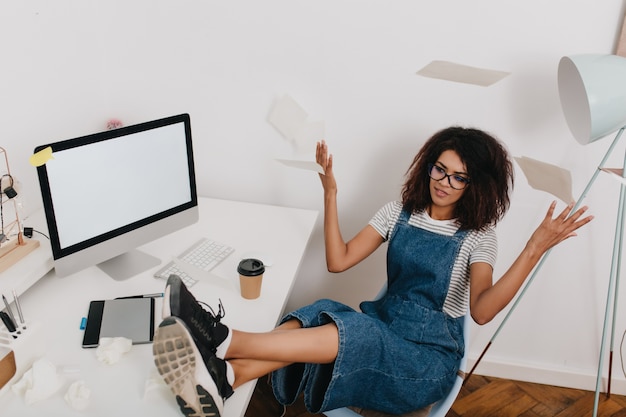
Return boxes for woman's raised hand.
[527,201,594,255]
[316,140,337,194]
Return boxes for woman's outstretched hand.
[470,201,594,324]
[316,140,337,194]
[527,201,594,255]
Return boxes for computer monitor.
[34,113,198,280]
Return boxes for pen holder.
[0,321,43,396]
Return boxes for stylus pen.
[12,289,24,324]
[116,293,164,299]
[1,295,17,329]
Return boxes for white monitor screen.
[35,114,198,278]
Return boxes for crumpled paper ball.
[64,380,91,410]
[11,358,62,405]
[95,337,132,364]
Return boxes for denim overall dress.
[272,208,467,414]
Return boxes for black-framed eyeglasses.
[427,163,471,190]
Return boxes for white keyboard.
[154,238,235,287]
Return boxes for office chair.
[325,285,470,417]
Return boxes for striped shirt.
[368,201,497,318]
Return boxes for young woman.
[153,126,593,417]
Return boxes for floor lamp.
[464,54,626,416]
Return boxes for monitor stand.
[97,249,161,281]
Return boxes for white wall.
[2,0,626,393]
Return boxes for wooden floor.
[245,374,626,417]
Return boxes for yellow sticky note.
[30,146,54,167]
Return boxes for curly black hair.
[401,126,514,230]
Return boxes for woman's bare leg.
[225,321,339,388]
[227,319,300,389]
[227,322,339,363]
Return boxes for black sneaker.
[153,317,233,417]
[163,275,229,354]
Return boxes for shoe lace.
[195,299,226,328]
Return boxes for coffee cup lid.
[237,258,265,276]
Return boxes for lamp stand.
[464,128,626,417]
[592,128,626,416]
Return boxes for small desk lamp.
[464,54,626,416]
[559,53,626,416]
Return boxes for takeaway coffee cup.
[237,258,265,299]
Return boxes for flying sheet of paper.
[268,94,325,149]
[417,60,510,87]
[294,120,325,153]
[268,95,309,141]
[514,156,574,203]
[275,159,325,174]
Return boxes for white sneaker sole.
[153,317,223,417]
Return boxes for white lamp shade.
[558,54,626,145]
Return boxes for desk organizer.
[0,321,43,396]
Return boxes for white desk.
[0,197,318,417]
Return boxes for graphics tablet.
[82,297,155,348]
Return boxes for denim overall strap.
[388,208,467,307]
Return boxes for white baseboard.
[467,356,626,396]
